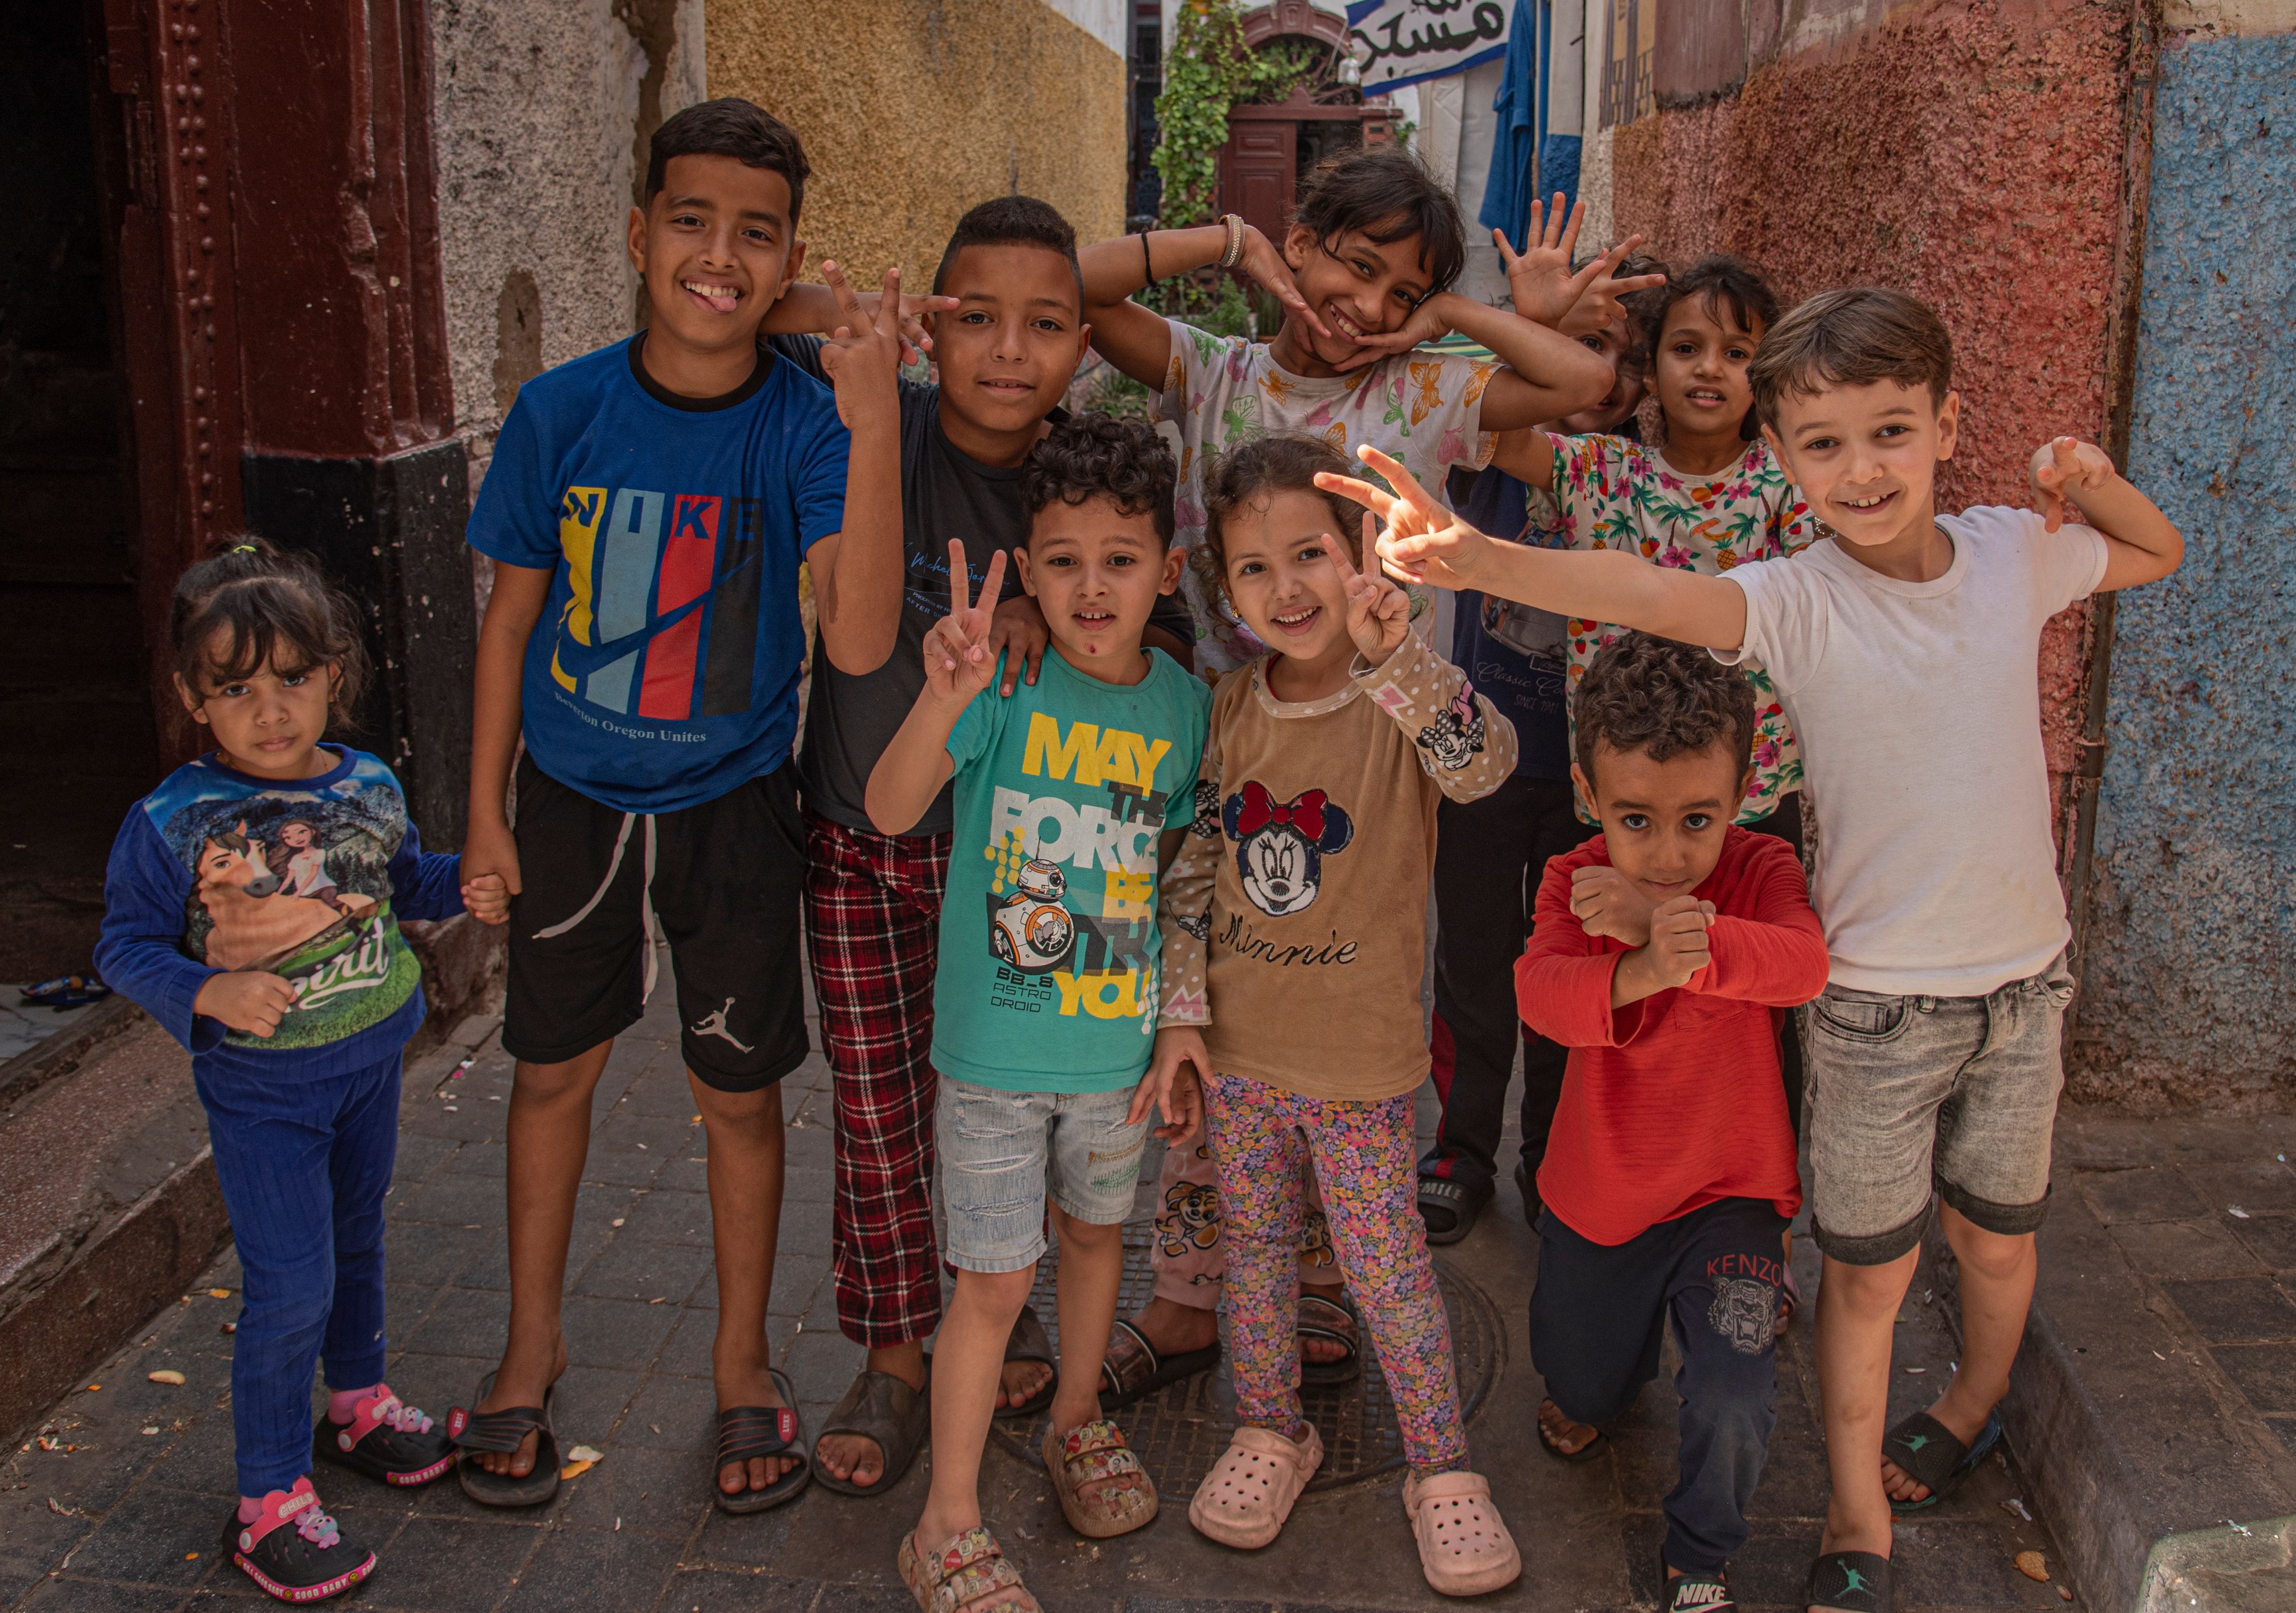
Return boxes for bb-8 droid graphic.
[991,859,1074,970]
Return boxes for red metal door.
[1219,119,1296,244]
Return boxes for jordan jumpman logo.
[689,997,753,1052]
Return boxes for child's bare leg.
[915,1267,1035,1548]
[1812,1247,1919,1589]
[1882,1209,2034,1503]
[1050,1209,1124,1432]
[693,1073,793,1494]
[474,1043,609,1476]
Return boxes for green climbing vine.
[1150,0,1320,230]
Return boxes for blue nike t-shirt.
[466,333,849,812]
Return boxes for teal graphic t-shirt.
[930,647,1211,1093]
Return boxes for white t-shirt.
[1157,317,1498,673]
[1720,506,2108,997]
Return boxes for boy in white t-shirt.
[1325,288,2183,1613]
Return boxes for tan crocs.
[1041,1418,1158,1539]
[1188,1422,1324,1549]
[1403,1469,1522,1596]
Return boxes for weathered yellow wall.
[708,0,1128,283]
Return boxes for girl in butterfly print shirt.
[1149,440,1522,1596]
[1491,254,1818,824]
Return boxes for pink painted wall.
[1604,0,2135,784]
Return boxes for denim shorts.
[935,1078,1149,1274]
[1804,950,2075,1265]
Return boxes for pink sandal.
[1188,1423,1323,1549]
[1403,1470,1521,1596]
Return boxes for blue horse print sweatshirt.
[96,746,465,1078]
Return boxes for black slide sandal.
[1098,1317,1220,1412]
[1807,1549,1894,1613]
[812,1366,930,1497]
[999,1305,1058,1419]
[713,1367,811,1514]
[1885,1408,2001,1513]
[1417,1176,1490,1246]
[449,1371,561,1508]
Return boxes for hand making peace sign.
[920,540,1007,704]
[1315,445,1499,593]
[1325,515,1412,663]
[1497,194,1668,336]
[816,260,908,436]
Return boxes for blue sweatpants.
[1529,1196,1790,1574]
[194,1045,402,1496]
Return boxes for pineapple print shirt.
[1156,318,1499,675]
[1529,433,1819,823]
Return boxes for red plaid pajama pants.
[802,809,949,1349]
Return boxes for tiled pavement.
[4,963,2086,1611]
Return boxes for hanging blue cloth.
[1477,0,1541,240]
[1536,0,1580,215]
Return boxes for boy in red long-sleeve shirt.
[1515,632,1829,1613]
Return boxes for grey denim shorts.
[934,1077,1148,1274]
[1804,950,2075,1265]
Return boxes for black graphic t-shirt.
[775,337,1196,837]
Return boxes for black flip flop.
[997,1304,1058,1419]
[812,1366,930,1497]
[1537,1398,1605,1462]
[1097,1317,1220,1412]
[448,1370,561,1508]
[1299,1290,1363,1388]
[1417,1176,1491,1246]
[1885,1408,2001,1513]
[1807,1548,1894,1613]
[713,1367,810,1514]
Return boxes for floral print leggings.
[1204,1072,1468,1476]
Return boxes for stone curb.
[0,994,144,1114]
[0,1147,230,1445]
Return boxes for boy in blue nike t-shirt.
[453,99,907,1514]
[866,416,1209,1604]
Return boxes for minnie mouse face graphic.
[1222,782,1353,917]
[1416,686,1487,771]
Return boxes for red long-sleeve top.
[1515,827,1830,1246]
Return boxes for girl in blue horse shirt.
[95,540,510,1603]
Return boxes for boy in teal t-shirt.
[866,417,1207,1605]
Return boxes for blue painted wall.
[2078,26,2296,1105]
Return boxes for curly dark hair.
[1195,435,1370,603]
[169,536,370,729]
[1574,631,1755,785]
[1020,413,1176,547]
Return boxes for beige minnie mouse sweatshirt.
[1157,631,1517,1102]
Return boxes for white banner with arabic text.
[1346,0,1512,95]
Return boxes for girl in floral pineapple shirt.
[1489,254,1816,830]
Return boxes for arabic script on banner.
[1346,0,1512,95]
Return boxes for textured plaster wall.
[709,0,1127,289]
[2074,27,2296,1105]
[427,0,707,469]
[1601,0,2134,781]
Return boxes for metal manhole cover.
[989,1218,1503,1494]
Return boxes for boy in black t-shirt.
[773,197,1193,1497]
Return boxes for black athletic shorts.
[502,755,811,1091]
